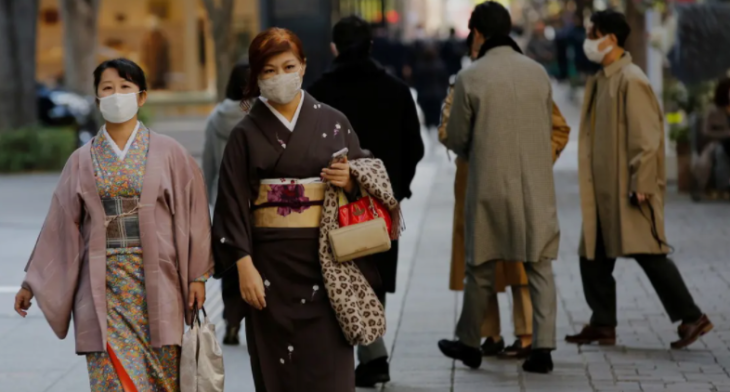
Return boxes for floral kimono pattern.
[86,125,211,392]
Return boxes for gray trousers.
[456,260,557,349]
[357,291,389,364]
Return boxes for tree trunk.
[59,0,101,96]
[203,0,236,102]
[0,0,39,131]
[625,0,647,72]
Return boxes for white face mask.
[583,36,613,64]
[258,71,302,104]
[98,92,141,124]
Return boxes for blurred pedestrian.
[202,62,250,346]
[372,25,406,80]
[213,27,394,392]
[525,21,556,70]
[693,78,730,195]
[441,27,466,77]
[203,62,250,207]
[412,43,450,132]
[437,1,561,374]
[567,10,713,350]
[15,58,213,391]
[308,15,425,387]
[440,28,571,361]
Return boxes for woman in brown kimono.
[212,28,378,391]
[14,58,213,391]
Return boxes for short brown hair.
[243,28,306,100]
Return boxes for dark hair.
[590,10,631,48]
[468,1,512,39]
[332,15,372,60]
[93,58,147,94]
[714,78,730,108]
[225,62,250,101]
[244,28,306,101]
[466,31,474,55]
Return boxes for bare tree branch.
[203,0,237,101]
[0,0,39,130]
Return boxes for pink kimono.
[22,125,213,391]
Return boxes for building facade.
[37,0,260,94]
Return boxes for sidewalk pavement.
[3,84,730,391]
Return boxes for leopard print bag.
[318,158,401,346]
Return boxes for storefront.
[36,0,260,94]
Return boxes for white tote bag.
[181,307,225,392]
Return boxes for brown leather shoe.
[565,325,616,346]
[671,314,713,349]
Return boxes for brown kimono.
[212,92,374,392]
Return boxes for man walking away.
[437,1,560,374]
[308,15,425,388]
[566,10,712,350]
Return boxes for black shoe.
[223,324,240,346]
[521,349,553,374]
[438,339,482,369]
[355,357,390,388]
[480,336,505,356]
[497,339,532,360]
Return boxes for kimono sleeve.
[212,125,253,278]
[23,153,83,340]
[444,73,473,159]
[626,78,662,195]
[184,154,214,283]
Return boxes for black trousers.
[580,224,702,327]
[222,268,247,328]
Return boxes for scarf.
[318,158,401,345]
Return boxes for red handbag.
[338,192,392,234]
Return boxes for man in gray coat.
[438,1,560,374]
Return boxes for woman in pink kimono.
[13,58,214,391]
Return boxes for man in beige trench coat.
[566,10,713,350]
[437,1,560,374]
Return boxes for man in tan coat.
[437,1,560,374]
[566,10,712,349]
[439,36,571,359]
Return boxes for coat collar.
[602,52,633,78]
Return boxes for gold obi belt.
[252,178,325,228]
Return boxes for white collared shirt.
[103,121,140,161]
[259,90,305,132]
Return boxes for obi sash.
[252,178,325,228]
[102,197,141,248]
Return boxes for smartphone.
[329,147,349,167]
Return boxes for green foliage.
[138,106,154,125]
[0,127,77,173]
[663,78,715,115]
[669,123,690,143]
